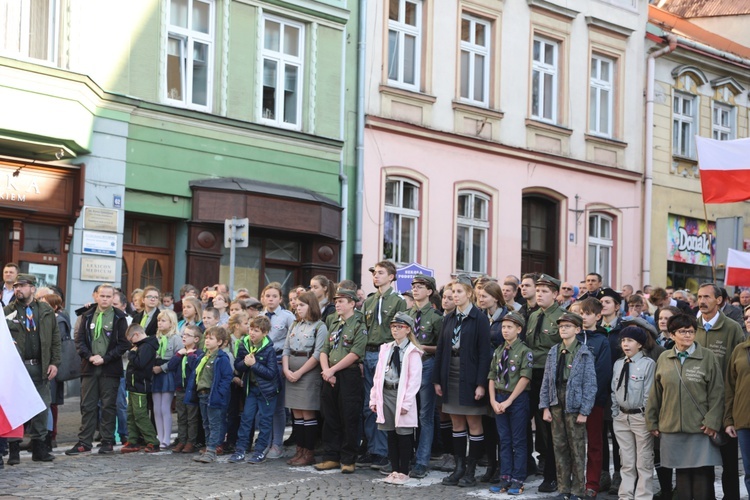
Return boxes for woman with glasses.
[133,286,161,336]
[646,313,724,500]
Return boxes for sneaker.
[379,462,393,475]
[247,451,266,464]
[599,471,612,491]
[266,445,283,459]
[609,472,621,495]
[489,476,512,493]
[199,450,216,463]
[228,451,246,463]
[583,488,597,499]
[409,463,428,479]
[356,453,374,467]
[65,442,92,456]
[144,443,161,453]
[98,442,115,455]
[538,479,558,493]
[507,480,525,495]
[370,455,389,470]
[121,442,142,454]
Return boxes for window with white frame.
[588,213,613,287]
[261,15,304,129]
[590,54,614,137]
[456,191,489,274]
[0,0,58,62]
[166,0,214,111]
[459,14,490,106]
[387,0,422,90]
[383,177,420,265]
[712,102,734,141]
[673,92,695,157]
[531,36,558,123]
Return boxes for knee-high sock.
[468,433,485,460]
[292,418,304,447]
[303,419,318,450]
[453,430,468,458]
[398,432,414,474]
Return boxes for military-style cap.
[334,288,358,302]
[245,298,263,310]
[368,266,376,273]
[556,311,583,328]
[412,273,436,290]
[595,287,623,304]
[13,274,36,286]
[502,311,526,328]
[455,273,473,287]
[390,311,415,329]
[536,274,561,291]
[621,316,658,339]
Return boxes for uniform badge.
[510,366,516,372]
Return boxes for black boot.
[442,455,466,486]
[0,453,4,469]
[489,466,502,484]
[31,439,54,462]
[8,441,20,465]
[479,456,497,483]
[458,457,478,487]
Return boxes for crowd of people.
[2,259,750,500]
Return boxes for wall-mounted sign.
[667,214,716,267]
[396,263,435,294]
[82,231,117,256]
[83,206,119,232]
[80,257,117,282]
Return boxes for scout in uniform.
[488,311,533,495]
[407,273,443,478]
[316,288,368,474]
[359,261,407,469]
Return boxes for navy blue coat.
[577,329,613,407]
[199,349,233,408]
[168,349,203,405]
[234,338,280,402]
[433,305,492,407]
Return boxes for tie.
[25,306,35,331]
[452,313,464,345]
[376,295,383,325]
[157,335,168,358]
[556,348,568,386]
[498,347,510,389]
[414,310,422,336]
[704,322,711,332]
[266,311,275,320]
[390,345,401,378]
[140,312,148,327]
[95,312,103,340]
[181,355,188,385]
[617,358,631,400]
[331,322,344,349]
[534,312,545,336]
[602,323,612,331]
[677,351,689,363]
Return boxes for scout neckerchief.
[498,344,511,389]
[157,334,169,359]
[452,312,465,345]
[182,354,189,385]
[248,335,269,354]
[94,311,103,340]
[195,351,213,381]
[140,311,149,327]
[25,305,36,331]
[331,321,345,349]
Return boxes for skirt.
[377,386,413,435]
[284,354,322,411]
[660,432,722,468]
[442,356,485,416]
[151,370,175,393]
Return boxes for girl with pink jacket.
[369,312,423,485]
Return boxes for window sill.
[452,100,504,120]
[525,118,573,136]
[584,134,628,149]
[672,154,697,165]
[379,84,437,105]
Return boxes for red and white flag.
[696,136,750,204]
[726,248,750,287]
[0,308,46,436]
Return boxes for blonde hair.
[157,309,179,338]
[227,312,249,337]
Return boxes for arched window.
[383,177,420,264]
[456,190,489,274]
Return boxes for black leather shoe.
[538,479,558,492]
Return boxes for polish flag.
[696,136,750,204]
[726,249,750,287]
[0,308,46,436]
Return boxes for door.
[121,216,174,296]
[521,195,558,277]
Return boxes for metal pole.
[229,216,237,298]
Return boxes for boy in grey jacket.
[540,312,597,499]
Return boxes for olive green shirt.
[558,339,581,383]
[91,307,115,357]
[322,314,367,366]
[196,350,218,391]
[325,309,363,332]
[363,287,407,347]
[408,303,443,349]
[488,339,533,392]
[526,302,564,370]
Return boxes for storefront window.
[22,223,61,254]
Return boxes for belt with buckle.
[365,345,380,352]
[289,350,310,357]
[24,359,41,365]
[383,382,399,390]
[619,407,644,415]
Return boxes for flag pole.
[696,140,716,282]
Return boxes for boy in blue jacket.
[229,315,279,464]
[168,324,204,454]
[121,324,160,454]
[193,326,233,464]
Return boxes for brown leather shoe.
[287,446,303,465]
[172,443,185,453]
[314,460,340,471]
[289,448,313,466]
[181,443,195,454]
[341,463,355,474]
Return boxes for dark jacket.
[235,337,280,402]
[168,348,203,404]
[202,349,233,408]
[75,306,130,378]
[487,306,509,350]
[4,299,61,376]
[433,305,492,407]
[577,329,613,407]
[131,308,159,337]
[126,336,159,393]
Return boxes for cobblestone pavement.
[0,398,745,499]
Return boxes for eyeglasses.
[674,329,696,336]
[390,324,411,330]
[145,295,159,300]
[561,287,573,291]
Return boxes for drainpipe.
[353,0,366,287]
[338,24,348,281]
[643,34,677,289]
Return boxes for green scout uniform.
[488,339,533,392]
[197,350,219,392]
[363,287,407,347]
[325,308,363,333]
[91,307,115,359]
[526,302,564,370]
[408,303,443,356]
[322,314,367,366]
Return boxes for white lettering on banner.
[677,227,711,256]
[0,193,26,202]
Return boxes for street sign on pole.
[225,217,249,298]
